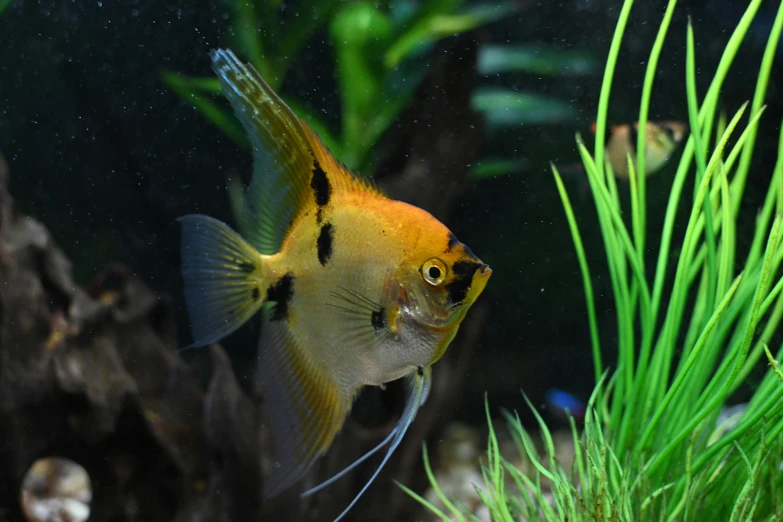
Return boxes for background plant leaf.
[330,2,394,168]
[363,58,429,162]
[470,157,529,179]
[384,0,509,67]
[471,87,578,126]
[227,0,273,81]
[477,44,598,76]
[161,71,248,148]
[275,0,344,79]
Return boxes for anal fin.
[259,310,356,498]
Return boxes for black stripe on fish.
[266,273,294,321]
[603,126,613,145]
[445,232,459,253]
[462,243,479,261]
[659,123,676,141]
[446,260,483,305]
[238,261,255,273]
[371,308,386,331]
[251,287,261,301]
[317,223,334,266]
[629,124,640,149]
[311,160,331,207]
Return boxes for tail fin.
[178,214,267,348]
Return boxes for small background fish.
[557,120,688,184]
[593,120,688,179]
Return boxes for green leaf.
[330,2,394,167]
[276,0,344,77]
[470,158,529,179]
[227,0,274,82]
[169,75,222,94]
[161,71,248,148]
[385,1,508,68]
[362,59,428,167]
[471,87,578,126]
[477,44,598,76]
[0,0,11,16]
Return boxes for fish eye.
[422,258,447,286]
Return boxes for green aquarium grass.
[403,0,783,520]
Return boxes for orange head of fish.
[389,202,492,331]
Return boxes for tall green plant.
[163,0,506,172]
[165,0,599,185]
[404,0,783,519]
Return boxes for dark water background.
[1,0,781,427]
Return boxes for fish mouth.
[460,262,491,305]
[476,263,492,278]
[446,261,491,306]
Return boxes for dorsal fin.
[298,123,385,198]
[210,49,381,254]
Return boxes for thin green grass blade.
[638,273,742,450]
[577,140,636,423]
[649,214,782,481]
[593,0,635,183]
[696,0,763,145]
[635,0,678,258]
[746,123,783,275]
[649,0,764,349]
[686,20,718,324]
[396,480,453,522]
[730,0,783,216]
[650,102,750,414]
[552,164,603,381]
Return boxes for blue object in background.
[545,388,587,424]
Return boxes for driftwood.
[0,150,264,521]
[0,31,486,522]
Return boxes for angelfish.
[178,49,491,521]
[591,120,688,179]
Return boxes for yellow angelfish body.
[179,49,491,521]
